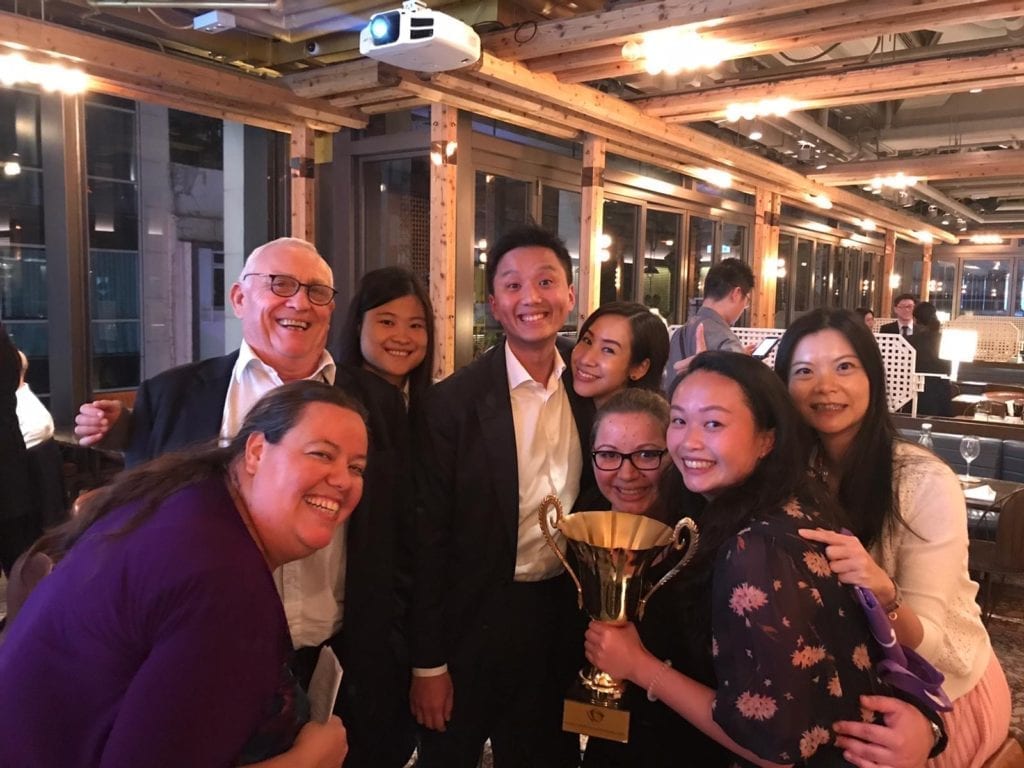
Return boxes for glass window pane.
[168,110,223,170]
[685,215,715,319]
[775,233,795,326]
[721,223,747,262]
[86,101,136,181]
[644,209,680,323]
[0,169,44,246]
[473,172,532,357]
[361,156,431,282]
[928,260,955,316]
[88,180,139,251]
[960,259,1012,315]
[793,238,813,313]
[600,200,639,304]
[541,186,581,329]
[813,242,832,308]
[0,89,42,168]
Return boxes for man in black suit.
[879,293,917,337]
[74,237,414,768]
[410,225,595,767]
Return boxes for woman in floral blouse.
[585,351,942,767]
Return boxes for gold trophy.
[538,495,698,743]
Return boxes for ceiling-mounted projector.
[359,0,481,72]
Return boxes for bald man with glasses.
[74,237,416,768]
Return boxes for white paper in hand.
[308,646,343,724]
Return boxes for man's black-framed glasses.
[242,273,338,306]
[591,449,668,471]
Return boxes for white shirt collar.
[504,342,565,391]
[234,339,336,385]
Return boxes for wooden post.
[920,242,933,301]
[430,103,458,379]
[578,134,606,327]
[289,123,315,243]
[880,228,896,312]
[750,187,781,328]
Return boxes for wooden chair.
[981,736,1024,768]
[969,489,1024,623]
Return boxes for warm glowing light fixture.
[725,98,796,123]
[969,234,1004,245]
[0,52,88,94]
[854,217,876,231]
[915,231,934,244]
[3,154,20,177]
[622,28,744,76]
[806,193,833,210]
[429,140,457,166]
[889,273,902,289]
[869,172,918,190]
[698,168,733,189]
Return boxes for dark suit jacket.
[879,320,909,336]
[411,337,595,670]
[121,352,411,753]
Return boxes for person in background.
[338,265,435,413]
[0,322,33,577]
[15,349,67,531]
[879,293,917,337]
[665,258,755,379]
[72,237,414,768]
[410,225,595,767]
[584,352,944,768]
[588,388,670,516]
[572,301,669,408]
[909,302,953,417]
[854,306,875,329]
[776,308,1010,768]
[0,382,356,768]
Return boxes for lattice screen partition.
[947,317,1022,362]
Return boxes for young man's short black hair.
[485,225,573,295]
[703,258,754,301]
[892,293,917,307]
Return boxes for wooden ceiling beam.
[637,47,1024,121]
[543,0,1024,82]
[2,12,367,130]
[808,149,1024,185]
[285,59,402,99]
[483,0,847,62]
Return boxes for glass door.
[643,209,682,323]
[600,199,640,305]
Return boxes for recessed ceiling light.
[816,164,828,170]
[748,130,763,141]
[969,88,983,94]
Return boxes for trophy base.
[561,683,631,743]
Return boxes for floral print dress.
[710,498,891,766]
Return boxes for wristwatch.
[883,578,903,619]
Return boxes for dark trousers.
[416,575,583,768]
[291,631,416,768]
[0,515,39,578]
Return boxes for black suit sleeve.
[124,377,156,467]
[410,383,460,669]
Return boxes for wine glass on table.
[960,435,981,481]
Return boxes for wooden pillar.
[920,242,933,301]
[750,187,781,328]
[880,228,896,312]
[429,103,458,379]
[578,134,606,327]
[289,123,315,243]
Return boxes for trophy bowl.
[538,495,698,742]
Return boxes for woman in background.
[854,306,875,329]
[909,301,953,417]
[572,301,669,407]
[776,308,1009,768]
[339,266,434,412]
[0,381,359,768]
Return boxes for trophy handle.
[537,494,584,610]
[637,517,699,621]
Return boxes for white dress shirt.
[16,383,54,449]
[222,340,344,649]
[506,344,582,581]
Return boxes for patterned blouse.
[710,498,891,766]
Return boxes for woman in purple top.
[0,381,362,768]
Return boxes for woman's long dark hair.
[577,301,669,392]
[663,351,829,574]
[774,308,902,547]
[338,266,435,411]
[31,381,367,563]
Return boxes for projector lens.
[369,12,400,44]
